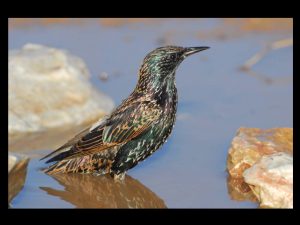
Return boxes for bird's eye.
[170,54,176,60]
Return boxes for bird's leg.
[92,172,102,177]
[112,172,126,182]
[92,168,107,177]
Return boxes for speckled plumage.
[41,45,209,180]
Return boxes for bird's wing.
[42,101,161,163]
[103,101,161,143]
[41,118,108,163]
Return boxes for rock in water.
[9,44,114,141]
[8,153,30,203]
[227,127,293,178]
[243,152,293,208]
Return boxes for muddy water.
[9,19,293,208]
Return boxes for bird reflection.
[40,173,166,208]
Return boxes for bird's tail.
[43,160,70,175]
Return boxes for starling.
[41,45,209,180]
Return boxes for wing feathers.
[42,100,162,164]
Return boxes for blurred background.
[8,18,293,208]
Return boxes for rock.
[227,127,293,178]
[243,152,293,208]
[226,127,293,208]
[9,44,114,143]
[8,153,30,203]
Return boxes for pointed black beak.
[183,46,210,57]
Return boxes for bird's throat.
[136,71,176,94]
[152,75,177,109]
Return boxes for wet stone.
[227,127,293,178]
[226,127,293,208]
[243,152,293,208]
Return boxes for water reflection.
[40,173,166,208]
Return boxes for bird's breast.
[156,86,178,137]
[153,81,177,108]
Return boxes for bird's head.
[136,45,209,92]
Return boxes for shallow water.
[9,19,293,208]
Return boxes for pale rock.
[9,44,114,141]
[243,152,293,208]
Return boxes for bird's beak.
[183,46,210,57]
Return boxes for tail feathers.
[40,146,72,162]
[44,151,72,164]
[40,127,91,162]
[43,154,114,175]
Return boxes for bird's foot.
[111,172,126,182]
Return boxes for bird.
[41,45,209,180]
